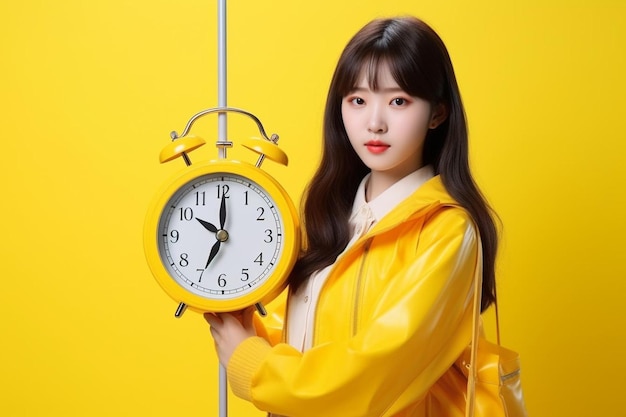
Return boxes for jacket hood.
[368,175,460,236]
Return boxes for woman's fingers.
[204,312,222,327]
[242,307,255,330]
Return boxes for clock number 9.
[169,230,180,243]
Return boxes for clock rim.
[144,159,300,313]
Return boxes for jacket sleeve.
[227,208,478,417]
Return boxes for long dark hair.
[290,16,498,311]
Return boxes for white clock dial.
[158,173,284,299]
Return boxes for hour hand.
[196,218,218,233]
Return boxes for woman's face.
[341,62,440,189]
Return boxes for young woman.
[205,16,499,417]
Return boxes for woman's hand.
[204,307,257,367]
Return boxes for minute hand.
[219,192,226,229]
[204,240,221,269]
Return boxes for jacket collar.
[366,175,460,236]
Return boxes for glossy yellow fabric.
[227,175,480,417]
[469,338,527,417]
[431,335,527,417]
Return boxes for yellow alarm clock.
[144,108,300,316]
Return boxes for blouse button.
[304,296,309,303]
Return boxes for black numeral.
[264,229,273,243]
[179,253,189,267]
[196,268,205,282]
[195,191,206,206]
[241,268,249,281]
[217,274,227,287]
[169,230,179,243]
[254,253,263,266]
[217,184,230,199]
[179,207,193,221]
[257,207,265,221]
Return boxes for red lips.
[365,140,390,154]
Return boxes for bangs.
[335,53,392,95]
[336,51,434,100]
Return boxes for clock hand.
[196,218,218,233]
[204,239,221,269]
[200,194,228,270]
[219,192,226,229]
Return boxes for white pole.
[217,2,229,417]
[218,0,228,159]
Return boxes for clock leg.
[174,302,187,318]
[254,302,267,317]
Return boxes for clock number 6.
[218,274,227,288]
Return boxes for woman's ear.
[429,103,448,129]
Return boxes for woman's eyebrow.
[349,86,406,93]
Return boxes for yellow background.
[1,1,624,416]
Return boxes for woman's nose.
[367,107,388,134]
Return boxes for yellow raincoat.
[227,175,479,417]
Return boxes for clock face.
[157,172,285,300]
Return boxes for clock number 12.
[217,184,230,199]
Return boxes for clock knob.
[159,135,206,164]
[241,137,288,167]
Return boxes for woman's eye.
[391,98,407,106]
[350,97,365,105]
